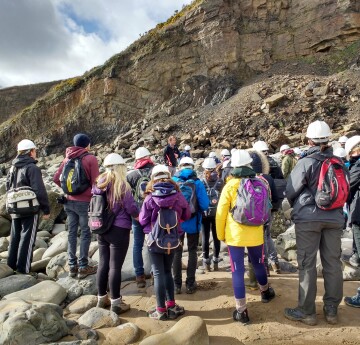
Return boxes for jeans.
[149,251,175,308]
[173,232,199,287]
[97,226,130,299]
[202,217,220,260]
[263,214,279,265]
[64,200,91,268]
[132,219,145,277]
[352,224,360,255]
[295,222,343,314]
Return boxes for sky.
[0,0,192,88]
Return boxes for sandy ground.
[96,268,360,345]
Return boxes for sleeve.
[266,175,279,205]
[86,155,100,187]
[196,180,210,212]
[123,190,139,218]
[28,166,50,215]
[53,160,65,187]
[139,196,152,230]
[178,193,191,221]
[285,160,308,207]
[163,146,169,165]
[349,165,360,202]
[216,184,231,241]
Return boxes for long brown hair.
[145,178,180,195]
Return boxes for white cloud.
[0,0,193,88]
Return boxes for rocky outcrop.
[0,0,360,162]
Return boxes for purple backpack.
[231,177,271,226]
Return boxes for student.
[216,150,275,324]
[139,165,191,320]
[7,139,50,274]
[180,145,191,159]
[163,136,180,176]
[94,153,139,315]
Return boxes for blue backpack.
[179,179,198,217]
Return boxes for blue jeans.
[264,214,278,265]
[64,200,91,268]
[132,219,145,277]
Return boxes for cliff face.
[0,0,359,162]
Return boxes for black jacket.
[126,163,154,190]
[7,155,50,215]
[163,145,180,167]
[348,158,360,225]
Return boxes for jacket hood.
[307,145,333,157]
[152,182,179,207]
[65,146,89,159]
[247,149,270,174]
[12,155,37,168]
[175,168,197,180]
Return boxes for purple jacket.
[92,184,139,229]
[139,182,191,234]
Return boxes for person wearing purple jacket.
[139,165,191,320]
[92,153,139,315]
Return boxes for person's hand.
[42,214,50,220]
[174,153,178,159]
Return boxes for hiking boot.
[261,286,275,303]
[69,265,78,278]
[349,253,360,268]
[271,262,281,274]
[344,288,360,308]
[77,265,97,279]
[111,298,130,315]
[284,308,317,326]
[148,308,168,320]
[167,304,185,320]
[323,305,338,325]
[186,283,197,294]
[136,275,146,288]
[175,286,182,294]
[97,294,111,309]
[233,309,250,325]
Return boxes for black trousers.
[7,214,39,274]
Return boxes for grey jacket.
[286,146,344,224]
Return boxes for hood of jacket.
[12,155,37,168]
[65,146,89,159]
[151,182,179,207]
[247,149,270,175]
[306,145,333,157]
[174,168,197,181]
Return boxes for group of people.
[5,120,360,325]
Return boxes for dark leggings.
[97,226,130,299]
[228,245,268,299]
[202,217,221,259]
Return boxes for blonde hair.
[145,177,180,195]
[96,165,130,209]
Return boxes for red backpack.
[310,153,349,210]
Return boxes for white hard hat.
[184,145,191,151]
[306,120,331,142]
[345,135,360,155]
[338,136,349,144]
[202,157,217,170]
[135,147,151,160]
[333,147,347,158]
[221,149,230,157]
[179,156,195,167]
[293,147,302,155]
[231,150,253,167]
[280,144,290,153]
[253,141,269,151]
[103,153,125,166]
[17,139,37,151]
[209,152,216,158]
[151,164,170,180]
[231,148,238,155]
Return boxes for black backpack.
[88,193,115,235]
[202,178,220,218]
[60,153,90,195]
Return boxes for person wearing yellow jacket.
[216,150,275,325]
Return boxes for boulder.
[343,262,360,280]
[46,252,68,279]
[139,316,209,345]
[0,216,11,237]
[77,307,120,329]
[44,341,97,345]
[42,233,68,259]
[31,258,51,272]
[66,295,98,314]
[97,323,140,345]
[33,247,47,262]
[264,93,285,108]
[275,225,297,261]
[3,280,67,305]
[0,237,9,252]
[52,224,66,236]
[34,238,48,250]
[0,263,13,279]
[57,274,98,300]
[0,274,37,298]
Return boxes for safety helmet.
[231,148,238,155]
[202,157,217,170]
[345,135,360,155]
[280,144,290,153]
[184,145,191,151]
[17,139,37,151]
[306,120,331,142]
[151,164,170,180]
[135,147,151,160]
[221,149,231,157]
[293,147,302,155]
[209,152,216,158]
[103,153,125,166]
[179,156,195,168]
[333,147,347,158]
[253,141,269,151]
[231,150,253,167]
[338,136,348,144]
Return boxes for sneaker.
[136,275,146,288]
[69,265,78,278]
[167,304,185,320]
[77,265,97,279]
[261,286,275,303]
[344,288,360,308]
[97,295,111,308]
[233,309,250,325]
[186,283,197,294]
[111,299,130,315]
[323,305,338,325]
[284,307,317,326]
[175,286,182,294]
[271,262,281,274]
[349,253,360,268]
[148,308,168,320]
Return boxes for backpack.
[133,169,151,205]
[231,177,271,226]
[60,153,90,195]
[88,193,115,235]
[310,153,350,210]
[203,178,220,218]
[146,201,181,255]
[179,179,198,217]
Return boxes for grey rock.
[52,224,66,236]
[34,238,48,250]
[57,274,98,298]
[46,252,68,279]
[0,263,13,279]
[44,341,97,345]
[31,258,51,272]
[42,236,68,259]
[77,307,120,329]
[33,247,47,262]
[276,225,297,261]
[0,216,11,237]
[0,274,37,298]
[0,237,9,252]
[37,230,51,239]
[66,295,98,314]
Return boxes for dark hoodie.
[53,146,99,202]
[7,155,50,215]
[139,182,191,234]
